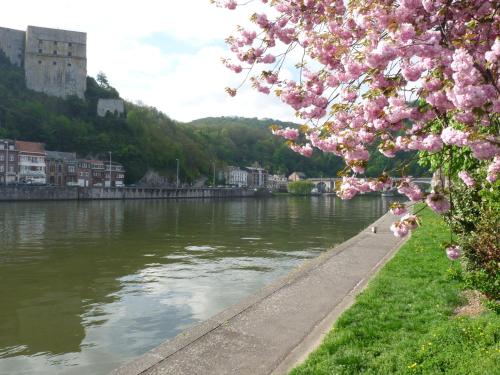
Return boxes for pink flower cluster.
[337,176,392,200]
[390,202,408,216]
[272,127,299,140]
[445,245,461,261]
[425,193,451,214]
[390,214,419,238]
[486,156,500,183]
[458,171,475,187]
[397,178,424,202]
[290,143,313,157]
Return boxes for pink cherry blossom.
[440,127,468,146]
[390,221,410,237]
[426,193,451,214]
[219,0,499,260]
[272,127,299,140]
[290,143,313,157]
[486,156,500,183]
[390,202,408,216]
[458,171,475,187]
[402,214,418,230]
[398,178,424,202]
[445,245,461,261]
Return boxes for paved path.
[110,212,406,375]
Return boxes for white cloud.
[1,0,298,122]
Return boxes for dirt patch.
[454,290,486,317]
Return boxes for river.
[0,196,393,374]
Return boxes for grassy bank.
[291,209,499,374]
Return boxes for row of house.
[224,166,289,191]
[0,139,125,187]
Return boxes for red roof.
[15,141,45,154]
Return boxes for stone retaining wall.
[0,186,255,201]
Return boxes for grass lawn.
[291,209,499,375]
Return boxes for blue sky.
[1,0,297,122]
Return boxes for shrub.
[288,180,315,195]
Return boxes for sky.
[1,0,297,122]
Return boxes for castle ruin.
[0,25,87,99]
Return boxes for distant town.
[0,138,313,191]
[0,139,125,187]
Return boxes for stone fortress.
[0,25,124,116]
[0,25,87,99]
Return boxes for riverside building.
[16,140,47,184]
[46,151,77,187]
[224,166,248,187]
[0,139,18,184]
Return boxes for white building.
[15,140,46,184]
[225,166,248,187]
[267,174,288,191]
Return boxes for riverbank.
[291,208,499,374]
[109,210,407,375]
[0,185,254,201]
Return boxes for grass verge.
[291,208,499,375]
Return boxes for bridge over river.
[307,177,432,193]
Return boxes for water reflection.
[0,196,392,375]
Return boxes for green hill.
[0,51,427,184]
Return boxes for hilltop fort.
[0,25,87,99]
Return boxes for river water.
[0,196,393,375]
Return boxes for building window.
[38,39,42,45]
[54,41,58,46]
[67,63,72,67]
[0,155,4,161]
[53,61,57,65]
[9,155,14,162]
[68,52,72,57]
[0,166,4,172]
[68,42,72,47]
[38,49,43,53]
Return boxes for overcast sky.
[2,0,297,122]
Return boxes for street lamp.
[108,151,112,187]
[176,158,179,188]
[3,140,7,186]
[213,162,216,188]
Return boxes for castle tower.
[24,26,87,99]
[0,27,26,67]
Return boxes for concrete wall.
[97,99,125,117]
[0,186,79,201]
[0,186,255,201]
[0,27,25,66]
[25,26,86,99]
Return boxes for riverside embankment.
[110,210,407,375]
[0,185,254,201]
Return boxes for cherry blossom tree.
[215,0,499,264]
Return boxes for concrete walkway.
[110,211,407,375]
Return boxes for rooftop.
[46,150,77,160]
[15,140,45,154]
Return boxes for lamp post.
[108,151,112,187]
[176,158,179,188]
[4,140,7,186]
[213,162,216,188]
